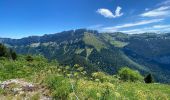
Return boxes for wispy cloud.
[87,24,103,29]
[152,25,170,28]
[120,24,170,34]
[115,6,123,17]
[121,28,160,34]
[140,6,170,17]
[97,6,123,18]
[101,19,164,32]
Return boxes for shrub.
[92,72,107,82]
[92,72,117,83]
[118,67,143,82]
[45,75,71,99]
[26,55,34,62]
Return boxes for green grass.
[102,33,128,48]
[86,48,93,59]
[71,79,170,100]
[116,82,170,100]
[0,55,50,81]
[83,32,107,51]
[44,75,71,99]
[111,40,128,48]
[0,55,170,100]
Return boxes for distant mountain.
[1,29,170,83]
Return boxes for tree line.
[0,43,17,60]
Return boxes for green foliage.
[118,67,143,82]
[0,53,169,99]
[144,74,154,83]
[4,30,170,83]
[71,64,87,79]
[1,31,170,99]
[31,93,40,100]
[74,79,170,100]
[111,40,128,48]
[9,49,17,60]
[92,72,117,83]
[0,88,4,95]
[0,44,17,60]
[26,55,34,62]
[44,75,71,99]
[0,55,50,81]
[0,43,8,57]
[83,32,107,51]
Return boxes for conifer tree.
[144,74,153,83]
[0,43,8,57]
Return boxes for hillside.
[0,50,170,99]
[1,29,170,83]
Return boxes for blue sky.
[0,0,170,38]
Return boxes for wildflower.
[115,92,121,97]
[96,93,101,98]
[95,79,100,82]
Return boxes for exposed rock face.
[0,79,34,89]
[0,79,52,100]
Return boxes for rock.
[0,79,52,99]
[0,79,36,93]
[22,85,37,92]
[13,88,22,94]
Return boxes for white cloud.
[115,6,123,17]
[97,6,123,18]
[120,24,170,34]
[121,29,146,34]
[140,6,170,17]
[114,19,163,28]
[121,28,159,34]
[97,8,115,18]
[152,25,170,28]
[102,19,164,32]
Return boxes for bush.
[118,67,143,82]
[26,55,34,62]
[92,72,107,82]
[45,75,71,99]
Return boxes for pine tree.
[10,49,17,60]
[0,43,8,57]
[144,74,153,83]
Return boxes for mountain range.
[1,29,170,83]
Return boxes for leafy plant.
[26,55,34,62]
[118,67,143,82]
[44,75,71,99]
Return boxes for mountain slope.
[1,29,170,83]
[0,53,169,99]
